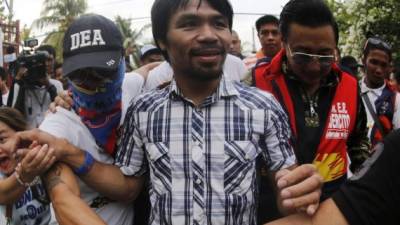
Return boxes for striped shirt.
[116,78,296,225]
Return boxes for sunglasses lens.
[319,57,335,66]
[293,54,312,65]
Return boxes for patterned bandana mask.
[70,60,125,156]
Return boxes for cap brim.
[63,50,122,76]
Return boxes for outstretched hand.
[276,164,323,216]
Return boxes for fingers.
[277,164,319,189]
[37,147,56,171]
[279,173,322,199]
[54,92,73,110]
[277,164,323,215]
[48,102,58,113]
[281,188,321,211]
[17,129,56,147]
[29,140,39,149]
[275,168,290,187]
[18,145,57,181]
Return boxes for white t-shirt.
[360,77,400,139]
[0,174,50,225]
[49,79,64,94]
[39,73,144,225]
[143,54,248,91]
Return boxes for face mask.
[71,60,125,114]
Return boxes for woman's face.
[0,122,17,176]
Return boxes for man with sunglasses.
[359,37,400,147]
[253,0,370,207]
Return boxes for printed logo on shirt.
[326,102,351,139]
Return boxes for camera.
[17,52,48,83]
[16,39,48,84]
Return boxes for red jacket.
[254,50,358,183]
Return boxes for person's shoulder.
[39,107,83,139]
[231,81,277,107]
[129,85,171,112]
[123,72,145,87]
[49,78,64,92]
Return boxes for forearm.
[45,164,106,225]
[266,199,349,225]
[60,144,144,202]
[79,162,144,202]
[0,175,26,204]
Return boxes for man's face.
[159,0,231,81]
[363,49,391,87]
[284,23,336,86]
[141,53,164,66]
[229,32,242,57]
[258,23,281,58]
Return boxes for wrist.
[73,151,95,176]
[15,166,40,187]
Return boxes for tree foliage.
[326,0,400,64]
[114,15,151,68]
[35,0,88,62]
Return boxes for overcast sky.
[13,0,289,52]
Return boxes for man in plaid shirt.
[17,0,323,224]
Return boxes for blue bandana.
[70,60,125,155]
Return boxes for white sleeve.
[223,54,248,81]
[392,92,400,129]
[39,108,78,142]
[143,62,173,91]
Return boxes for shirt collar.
[360,76,386,95]
[169,77,239,105]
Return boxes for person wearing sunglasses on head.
[253,0,370,212]
[359,37,400,147]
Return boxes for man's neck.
[364,77,385,90]
[174,74,221,107]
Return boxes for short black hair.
[280,0,338,44]
[362,37,392,62]
[37,45,56,58]
[255,15,279,33]
[151,0,234,61]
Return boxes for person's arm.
[271,164,322,216]
[59,143,144,202]
[265,199,349,225]
[44,163,107,225]
[347,90,370,172]
[16,130,144,202]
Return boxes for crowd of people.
[0,0,399,224]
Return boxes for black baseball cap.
[62,14,123,76]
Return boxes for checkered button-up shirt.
[116,78,296,225]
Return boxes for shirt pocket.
[224,140,260,195]
[146,142,172,195]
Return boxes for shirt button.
[195,178,201,185]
